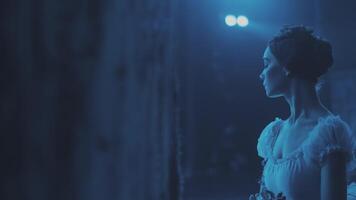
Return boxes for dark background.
[0,0,356,200]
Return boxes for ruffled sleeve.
[303,115,356,167]
[257,117,283,160]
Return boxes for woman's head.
[259,25,333,97]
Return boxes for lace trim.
[271,150,304,164]
[269,115,349,165]
[258,118,282,159]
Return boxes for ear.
[282,67,291,77]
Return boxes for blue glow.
[225,15,237,27]
[237,15,249,27]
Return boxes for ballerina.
[249,25,356,200]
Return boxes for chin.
[265,89,281,98]
[267,93,280,98]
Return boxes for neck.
[283,79,329,124]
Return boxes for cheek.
[265,66,286,87]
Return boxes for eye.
[263,58,270,68]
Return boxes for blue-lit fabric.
[257,115,356,200]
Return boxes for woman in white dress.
[249,25,356,200]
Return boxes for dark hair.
[268,25,333,83]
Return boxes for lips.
[263,83,268,90]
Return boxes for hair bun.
[312,38,333,77]
[269,25,334,82]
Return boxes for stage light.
[237,15,249,27]
[225,15,237,27]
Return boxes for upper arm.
[321,151,347,200]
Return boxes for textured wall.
[0,0,181,200]
[315,0,356,130]
[329,70,356,132]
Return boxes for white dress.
[255,115,356,200]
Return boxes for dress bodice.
[256,115,356,200]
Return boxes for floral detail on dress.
[249,175,286,200]
[249,160,286,200]
[248,191,286,200]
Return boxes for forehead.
[263,47,272,58]
[263,47,277,62]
